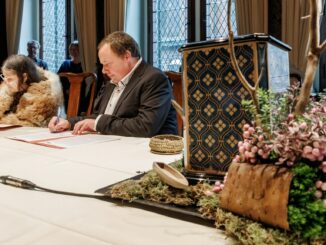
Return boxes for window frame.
[147,0,235,70]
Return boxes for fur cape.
[0,68,63,127]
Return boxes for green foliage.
[242,87,299,133]
[197,194,219,220]
[215,208,299,245]
[108,163,325,244]
[288,162,326,239]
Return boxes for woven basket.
[149,134,184,154]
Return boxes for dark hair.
[290,73,302,87]
[1,54,43,86]
[98,31,141,58]
[27,40,41,49]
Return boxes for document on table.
[0,124,22,131]
[8,131,74,142]
[7,131,119,149]
[38,134,119,148]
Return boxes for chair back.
[59,72,97,118]
[165,71,183,135]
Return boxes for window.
[152,0,188,72]
[205,0,237,39]
[150,0,237,72]
[40,0,74,72]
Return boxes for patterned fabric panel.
[185,44,255,173]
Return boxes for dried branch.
[171,99,185,125]
[227,0,261,125]
[295,0,326,115]
[319,39,326,52]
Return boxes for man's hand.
[48,117,70,132]
[72,119,96,135]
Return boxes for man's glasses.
[0,74,5,81]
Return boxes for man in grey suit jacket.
[48,31,177,137]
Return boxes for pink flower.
[243,124,250,131]
[315,180,323,189]
[303,146,313,155]
[312,148,321,157]
[288,113,294,121]
[321,182,326,191]
[299,122,307,129]
[314,190,322,199]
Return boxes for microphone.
[0,175,36,189]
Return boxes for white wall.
[18,0,39,55]
[125,0,148,60]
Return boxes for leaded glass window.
[206,0,237,39]
[152,0,187,72]
[151,0,237,72]
[41,0,66,72]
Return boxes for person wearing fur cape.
[0,55,63,127]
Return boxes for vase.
[219,162,293,230]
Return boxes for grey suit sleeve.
[96,74,172,137]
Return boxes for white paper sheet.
[7,131,74,142]
[39,134,120,148]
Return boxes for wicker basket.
[149,134,184,154]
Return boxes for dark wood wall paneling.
[187,0,196,42]
[268,0,282,40]
[0,0,8,66]
[95,0,105,94]
[147,0,153,65]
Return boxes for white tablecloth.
[0,127,234,244]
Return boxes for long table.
[0,127,234,244]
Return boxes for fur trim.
[0,70,63,127]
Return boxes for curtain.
[6,0,24,55]
[74,0,97,72]
[282,0,310,76]
[235,0,268,35]
[104,0,125,36]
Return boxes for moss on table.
[105,161,325,245]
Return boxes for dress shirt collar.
[110,58,142,88]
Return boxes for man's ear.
[125,50,132,60]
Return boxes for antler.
[295,0,326,114]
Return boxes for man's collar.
[110,58,142,87]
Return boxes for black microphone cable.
[0,175,106,200]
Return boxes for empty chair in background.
[58,72,97,118]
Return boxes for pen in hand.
[54,107,61,126]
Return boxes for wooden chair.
[59,72,97,118]
[165,71,183,136]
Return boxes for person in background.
[0,55,63,127]
[58,41,83,74]
[57,41,85,113]
[27,40,48,70]
[48,31,177,137]
[289,73,302,87]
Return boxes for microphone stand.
[0,175,106,200]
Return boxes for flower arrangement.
[216,87,326,239]
[220,0,326,239]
